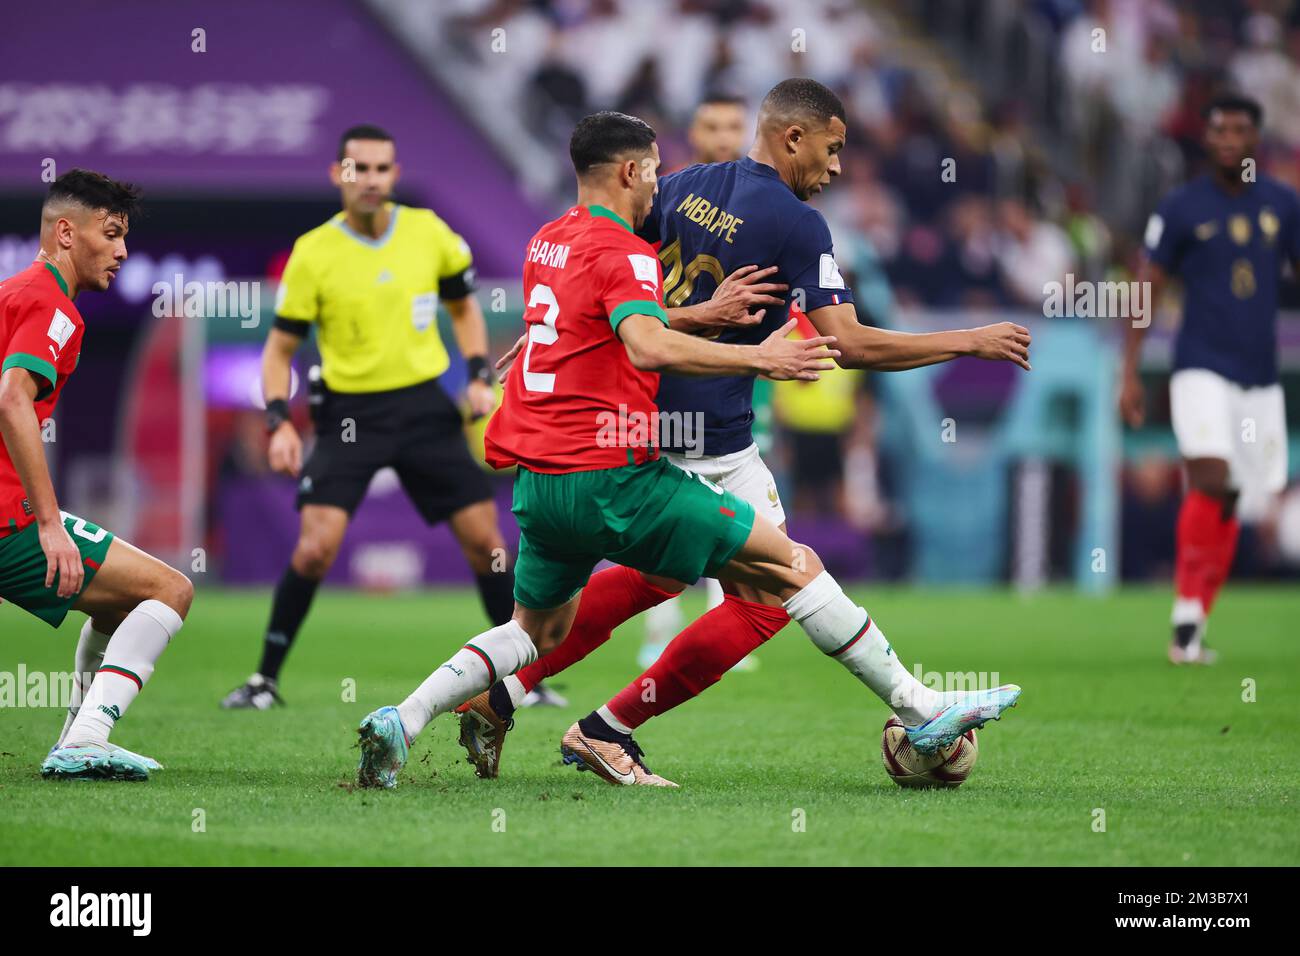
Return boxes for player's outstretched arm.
[262,325,305,477]
[806,302,1031,372]
[0,368,82,598]
[617,313,838,380]
[667,265,787,334]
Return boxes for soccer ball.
[880,715,979,789]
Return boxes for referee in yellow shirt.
[223,125,516,709]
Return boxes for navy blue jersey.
[638,157,855,455]
[1145,173,1300,386]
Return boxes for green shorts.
[0,512,114,628]
[511,456,756,610]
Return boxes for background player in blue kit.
[1121,93,1300,665]
[459,80,1032,782]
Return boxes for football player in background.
[1121,93,1300,664]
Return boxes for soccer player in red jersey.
[0,170,194,780]
[354,112,1021,788]
[1121,93,1300,664]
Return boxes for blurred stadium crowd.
[400,0,1300,307]
[366,0,1300,582]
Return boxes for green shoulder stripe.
[609,299,669,330]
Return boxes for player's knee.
[158,569,194,621]
[90,611,127,636]
[790,541,825,581]
[514,613,567,656]
[453,509,507,574]
[293,535,339,578]
[464,535,506,575]
[532,619,569,655]
[533,632,563,656]
[1186,459,1230,498]
[641,572,685,596]
[725,579,784,607]
[1189,473,1230,498]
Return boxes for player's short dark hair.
[338,124,395,160]
[569,111,657,176]
[1204,93,1263,127]
[696,92,747,111]
[759,78,846,129]
[43,169,142,221]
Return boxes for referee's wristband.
[466,355,493,386]
[264,398,291,434]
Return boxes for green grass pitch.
[1,585,1297,866]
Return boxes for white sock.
[56,620,113,747]
[644,595,682,646]
[596,704,633,735]
[1172,595,1208,649]
[64,600,182,748]
[1171,595,1205,627]
[503,674,528,709]
[784,571,939,726]
[397,621,536,739]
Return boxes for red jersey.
[0,262,85,533]
[485,205,670,473]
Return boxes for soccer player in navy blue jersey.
[460,81,1031,783]
[1121,93,1300,665]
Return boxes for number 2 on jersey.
[523,283,559,393]
[60,511,107,544]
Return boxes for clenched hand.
[968,322,1032,371]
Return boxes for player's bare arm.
[806,302,1031,372]
[1119,259,1167,428]
[667,264,786,333]
[262,325,304,477]
[494,280,795,380]
[0,366,82,598]
[444,293,496,419]
[617,313,838,380]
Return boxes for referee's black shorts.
[296,377,492,524]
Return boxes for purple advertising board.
[0,0,544,278]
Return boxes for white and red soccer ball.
[880,715,979,788]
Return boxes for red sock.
[1202,512,1240,614]
[1175,489,1223,609]
[1175,489,1242,616]
[607,595,790,730]
[516,566,677,692]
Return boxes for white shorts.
[665,443,787,527]
[1170,368,1288,494]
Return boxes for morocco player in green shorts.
[354,112,1021,788]
[0,170,194,781]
